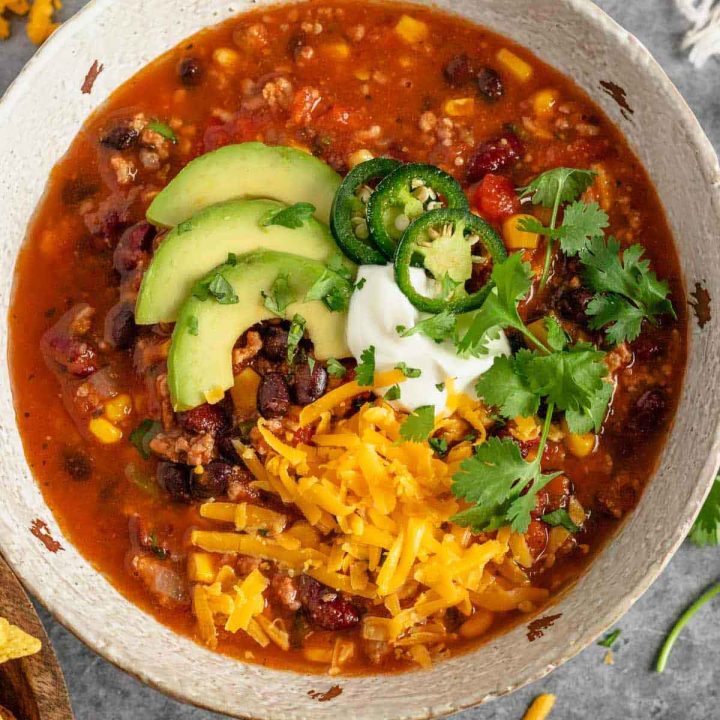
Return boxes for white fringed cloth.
[676,0,720,67]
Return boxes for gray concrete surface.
[2,1,720,718]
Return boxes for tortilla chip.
[0,617,42,664]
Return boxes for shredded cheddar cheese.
[0,0,60,43]
[189,388,548,668]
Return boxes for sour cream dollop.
[346,265,510,414]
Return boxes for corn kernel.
[443,97,475,117]
[322,41,351,60]
[188,552,217,583]
[89,417,123,444]
[497,48,533,82]
[532,88,560,119]
[231,368,261,416]
[204,386,225,404]
[568,496,586,526]
[104,393,132,423]
[395,15,429,43]
[354,68,371,81]
[565,429,596,458]
[212,47,240,70]
[512,416,540,442]
[348,149,374,168]
[503,214,540,249]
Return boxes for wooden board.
[0,554,73,720]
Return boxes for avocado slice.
[135,199,350,325]
[147,143,341,227]
[168,250,351,411]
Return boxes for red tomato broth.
[9,0,687,674]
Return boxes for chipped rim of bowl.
[0,0,719,718]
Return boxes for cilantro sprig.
[518,167,600,287]
[689,475,720,547]
[581,236,676,344]
[451,402,561,533]
[399,405,435,443]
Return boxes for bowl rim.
[1,0,720,718]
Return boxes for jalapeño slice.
[329,157,401,265]
[394,208,507,314]
[367,163,469,260]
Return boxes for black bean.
[293,362,328,405]
[157,462,191,502]
[443,54,474,88]
[257,373,290,418]
[288,31,307,62]
[262,325,289,361]
[113,222,156,274]
[104,302,137,350]
[627,388,668,435]
[476,67,504,102]
[101,125,139,151]
[556,287,594,326]
[178,57,203,86]
[62,449,92,481]
[178,403,230,436]
[191,460,232,500]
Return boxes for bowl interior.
[1,1,719,718]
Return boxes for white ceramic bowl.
[2,1,719,718]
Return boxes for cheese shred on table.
[188,382,549,671]
[0,0,61,44]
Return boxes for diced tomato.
[473,174,521,222]
[525,519,548,557]
[532,137,610,171]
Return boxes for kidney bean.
[298,576,360,631]
[443,54,474,88]
[62,449,92,481]
[178,57,203,86]
[257,373,290,418]
[113,222,156,274]
[292,362,328,405]
[101,124,139,151]
[191,460,232,500]
[262,325,289,361]
[157,462,191,502]
[627,388,667,435]
[45,333,98,378]
[178,403,230,436]
[466,131,524,183]
[104,302,137,350]
[476,67,504,102]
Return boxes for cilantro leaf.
[326,358,347,379]
[305,268,354,312]
[261,202,316,229]
[557,201,609,256]
[356,346,376,386]
[398,310,457,343]
[474,355,539,419]
[456,253,534,355]
[581,236,675,343]
[598,629,621,649]
[384,384,401,401]
[450,435,560,533]
[395,362,421,378]
[261,273,295,316]
[399,405,435,442]
[428,437,449,456]
[147,119,177,143]
[516,344,608,414]
[544,316,569,352]
[689,475,720,547]
[193,271,238,305]
[542,508,581,533]
[519,168,597,207]
[286,314,306,364]
[129,419,162,460]
[187,315,199,336]
[585,294,645,345]
[564,380,613,434]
